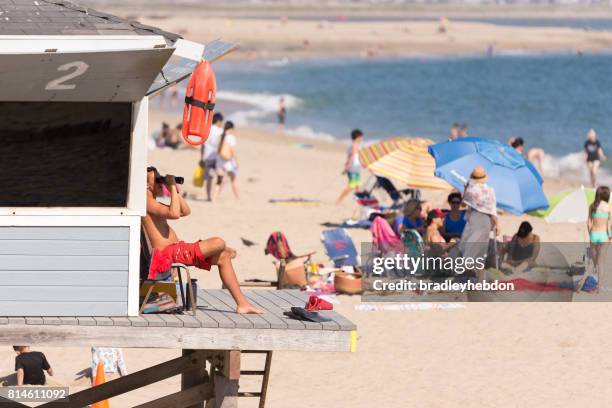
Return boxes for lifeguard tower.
[0,2,356,407]
[0,0,225,317]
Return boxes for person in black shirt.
[13,346,53,386]
[584,128,606,187]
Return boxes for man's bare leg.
[211,249,263,314]
[199,238,263,314]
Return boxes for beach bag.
[264,231,295,261]
[193,163,205,187]
[218,140,233,161]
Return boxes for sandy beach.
[126,15,612,59]
[2,107,610,407]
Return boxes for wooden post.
[182,349,210,408]
[209,351,240,408]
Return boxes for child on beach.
[584,128,606,187]
[13,346,53,386]
[213,121,240,200]
[336,129,363,205]
[581,186,611,293]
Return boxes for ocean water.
[211,53,612,180]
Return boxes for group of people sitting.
[370,168,541,278]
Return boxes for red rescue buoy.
[182,61,216,146]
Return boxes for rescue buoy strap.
[184,96,215,111]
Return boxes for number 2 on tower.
[45,61,89,90]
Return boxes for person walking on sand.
[277,97,286,133]
[13,346,53,386]
[143,167,262,314]
[336,129,364,205]
[579,186,612,293]
[200,113,224,201]
[213,121,240,201]
[459,166,499,282]
[584,128,606,187]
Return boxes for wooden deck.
[0,289,356,352]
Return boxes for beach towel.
[269,198,322,206]
[508,278,572,292]
[371,216,402,253]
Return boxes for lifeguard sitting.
[143,166,262,314]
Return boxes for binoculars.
[155,175,184,185]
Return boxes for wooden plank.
[0,270,128,287]
[192,306,220,328]
[265,291,323,330]
[77,317,96,326]
[253,290,306,330]
[37,351,208,408]
[283,291,356,331]
[59,317,79,325]
[7,318,25,325]
[0,240,129,256]
[110,317,132,327]
[196,293,237,329]
[201,290,252,329]
[142,314,167,327]
[242,291,290,330]
[94,317,114,326]
[26,317,44,325]
[0,226,129,241]
[0,317,8,325]
[175,314,201,328]
[42,317,62,325]
[207,290,269,329]
[0,301,127,317]
[0,286,127,302]
[279,290,340,331]
[0,324,353,352]
[133,383,213,408]
[128,316,148,327]
[158,314,184,328]
[0,255,128,271]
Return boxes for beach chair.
[373,176,421,205]
[240,231,315,289]
[139,228,196,315]
[321,228,360,268]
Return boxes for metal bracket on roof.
[146,39,238,97]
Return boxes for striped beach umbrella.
[529,187,595,223]
[359,137,451,190]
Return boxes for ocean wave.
[540,150,612,185]
[216,90,302,113]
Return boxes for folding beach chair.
[321,228,360,268]
[139,227,196,315]
[373,176,421,205]
[240,231,315,289]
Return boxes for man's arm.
[178,193,191,217]
[46,368,54,376]
[146,178,181,220]
[16,368,24,386]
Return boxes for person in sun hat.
[458,166,499,281]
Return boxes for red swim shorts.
[148,241,212,280]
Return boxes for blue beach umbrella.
[428,137,548,215]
